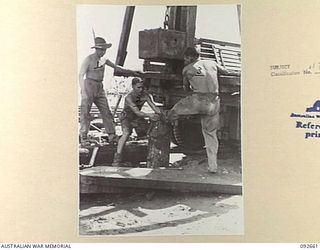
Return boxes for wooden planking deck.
[79,141,148,165]
[80,166,242,195]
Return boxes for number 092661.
[300,244,318,248]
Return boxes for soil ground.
[79,148,243,236]
[80,192,243,236]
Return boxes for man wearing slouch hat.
[79,37,141,146]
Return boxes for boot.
[112,152,122,167]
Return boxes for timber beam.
[80,166,242,195]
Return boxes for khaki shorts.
[120,116,149,137]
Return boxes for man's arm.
[105,59,141,77]
[79,57,90,95]
[216,62,240,77]
[182,68,192,93]
[126,97,159,121]
[146,95,161,115]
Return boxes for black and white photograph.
[77,4,242,236]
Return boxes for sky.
[76,5,241,86]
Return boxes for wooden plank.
[223,60,241,66]
[78,106,124,112]
[143,72,182,81]
[199,58,240,71]
[220,50,241,56]
[201,43,241,53]
[223,62,241,67]
[218,49,225,67]
[200,48,215,54]
[221,54,241,60]
[200,54,215,60]
[200,55,238,65]
[220,52,241,59]
[212,45,220,64]
[143,60,167,72]
[224,63,241,69]
[222,59,241,65]
[80,166,242,195]
[219,47,242,54]
[79,141,148,166]
[198,38,241,48]
[143,63,166,72]
[224,67,241,72]
[199,51,216,57]
[221,56,241,63]
[223,56,241,65]
[224,65,241,70]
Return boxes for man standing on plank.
[79,37,141,146]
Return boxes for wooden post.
[114,6,135,76]
[168,6,197,48]
[181,6,197,48]
[147,115,171,168]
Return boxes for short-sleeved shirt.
[182,59,221,94]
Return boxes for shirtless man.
[112,77,161,167]
[79,37,140,145]
[168,47,239,173]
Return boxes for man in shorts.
[112,77,161,167]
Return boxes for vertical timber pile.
[147,115,171,168]
[168,6,197,47]
[143,6,197,167]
